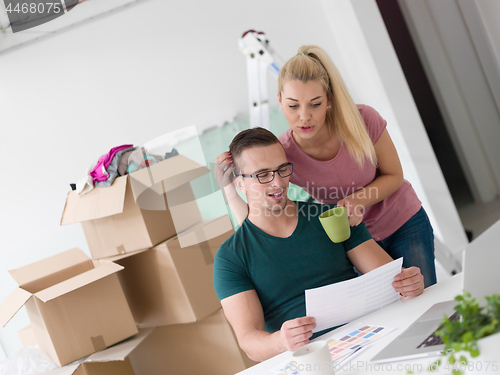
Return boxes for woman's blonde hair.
[278,45,377,167]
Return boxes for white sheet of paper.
[306,258,403,333]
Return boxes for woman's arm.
[214,151,249,225]
[338,129,404,226]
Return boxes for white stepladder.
[238,30,282,130]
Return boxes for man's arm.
[347,239,424,297]
[221,290,316,362]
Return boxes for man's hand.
[279,317,316,352]
[393,267,424,297]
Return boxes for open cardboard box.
[18,324,37,347]
[128,309,257,375]
[100,215,234,327]
[30,310,256,375]
[0,248,138,367]
[61,155,208,259]
[41,329,154,375]
[48,359,135,375]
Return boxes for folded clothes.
[76,163,96,196]
[124,147,165,174]
[95,146,135,188]
[76,145,179,194]
[118,149,135,176]
[127,154,160,174]
[89,144,133,183]
[127,147,148,167]
[165,148,179,159]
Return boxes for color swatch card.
[324,322,395,361]
[271,322,395,374]
[306,258,402,333]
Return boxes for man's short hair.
[229,127,281,173]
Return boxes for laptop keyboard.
[417,311,459,348]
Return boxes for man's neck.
[247,200,298,238]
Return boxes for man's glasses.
[238,163,293,184]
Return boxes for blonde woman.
[216,45,436,287]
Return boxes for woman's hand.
[214,151,235,192]
[213,151,249,226]
[337,196,364,226]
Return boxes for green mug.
[318,206,350,243]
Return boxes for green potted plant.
[433,291,500,375]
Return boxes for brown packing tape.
[91,335,106,352]
[116,245,126,255]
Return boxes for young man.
[213,128,424,362]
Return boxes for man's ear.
[233,175,246,194]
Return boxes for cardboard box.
[102,215,234,327]
[40,358,135,375]
[41,329,154,375]
[60,155,208,259]
[67,359,135,375]
[128,309,257,375]
[41,311,256,375]
[0,248,138,367]
[18,325,37,347]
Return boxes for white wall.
[0,0,341,357]
[476,0,500,75]
[399,0,500,204]
[470,0,500,112]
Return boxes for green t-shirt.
[213,201,372,339]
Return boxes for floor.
[457,196,500,241]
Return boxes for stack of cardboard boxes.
[0,155,256,374]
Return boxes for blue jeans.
[376,206,437,288]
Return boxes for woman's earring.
[327,105,331,109]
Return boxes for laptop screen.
[462,219,500,307]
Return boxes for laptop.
[371,219,500,363]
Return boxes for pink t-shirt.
[278,104,421,241]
